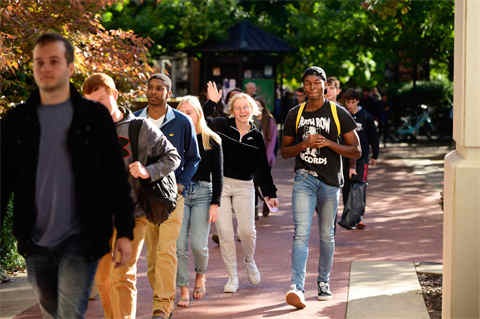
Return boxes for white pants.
[215,177,256,278]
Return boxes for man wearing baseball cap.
[281,66,361,308]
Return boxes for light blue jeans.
[176,181,213,287]
[26,235,98,319]
[291,170,340,291]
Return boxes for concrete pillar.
[443,1,480,318]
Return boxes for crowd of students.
[1,32,382,319]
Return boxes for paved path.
[347,261,430,319]
[9,144,448,319]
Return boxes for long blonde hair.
[178,96,221,150]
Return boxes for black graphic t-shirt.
[283,100,357,187]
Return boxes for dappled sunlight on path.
[13,144,446,319]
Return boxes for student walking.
[175,96,223,307]
[204,81,240,245]
[281,66,361,309]
[82,73,181,319]
[325,76,342,103]
[254,98,278,218]
[255,98,278,168]
[208,93,279,293]
[135,73,201,319]
[338,89,379,230]
[1,33,135,319]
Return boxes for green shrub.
[0,200,25,272]
[394,80,453,111]
[386,80,453,136]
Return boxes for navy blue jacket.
[352,107,379,164]
[135,105,200,188]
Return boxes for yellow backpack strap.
[330,101,341,137]
[295,102,306,133]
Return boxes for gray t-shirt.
[34,99,80,247]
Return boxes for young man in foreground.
[1,33,135,319]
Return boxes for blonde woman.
[176,96,223,307]
[209,92,279,293]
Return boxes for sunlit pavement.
[10,143,449,319]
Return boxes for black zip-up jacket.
[352,107,379,164]
[209,117,277,198]
[0,85,135,260]
[192,134,223,205]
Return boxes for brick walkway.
[13,144,446,319]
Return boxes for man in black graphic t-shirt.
[281,66,361,309]
[284,99,357,187]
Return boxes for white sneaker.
[223,276,239,293]
[244,259,261,285]
[286,284,306,309]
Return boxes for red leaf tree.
[0,0,153,116]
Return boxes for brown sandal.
[193,278,206,300]
[177,296,191,307]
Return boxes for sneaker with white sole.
[244,258,261,285]
[317,281,332,300]
[223,276,239,293]
[285,284,306,309]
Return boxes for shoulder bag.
[128,119,177,225]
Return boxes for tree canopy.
[102,0,241,57]
[0,0,454,115]
[102,0,453,89]
[0,0,153,115]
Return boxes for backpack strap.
[295,101,341,137]
[330,101,341,137]
[128,118,144,161]
[295,102,306,133]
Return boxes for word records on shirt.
[299,116,332,166]
[283,102,357,187]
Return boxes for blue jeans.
[291,170,340,291]
[176,181,212,286]
[26,235,98,319]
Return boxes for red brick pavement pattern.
[15,148,443,319]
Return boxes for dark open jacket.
[351,107,379,164]
[0,85,135,260]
